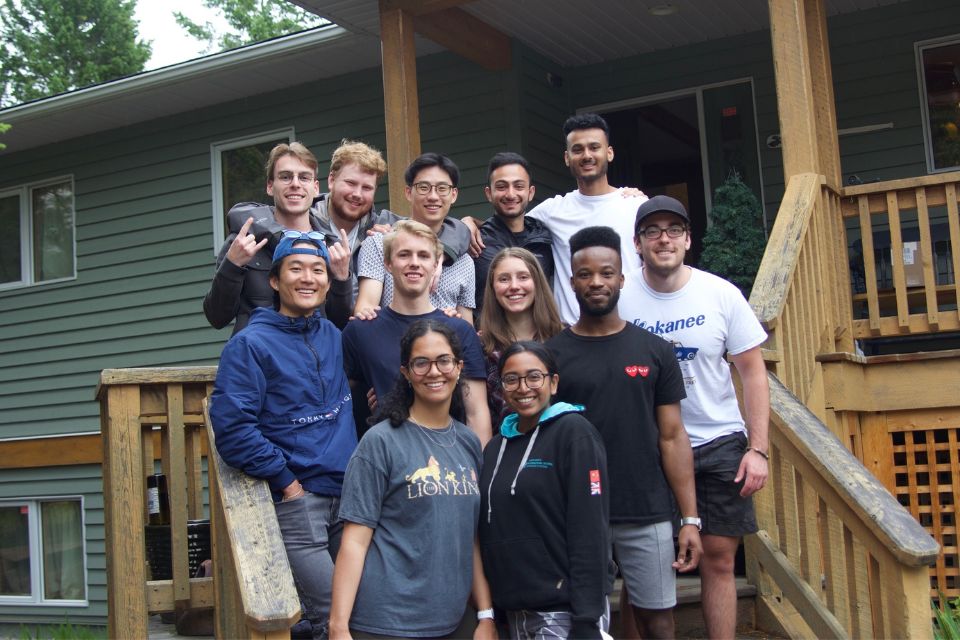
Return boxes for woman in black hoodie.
[479,341,610,639]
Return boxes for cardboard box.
[902,241,923,287]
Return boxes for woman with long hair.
[329,320,496,640]
[479,341,609,639]
[478,248,563,428]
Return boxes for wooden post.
[379,0,421,215]
[769,0,841,188]
[101,385,148,639]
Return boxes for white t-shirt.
[357,232,476,311]
[528,189,644,324]
[619,267,767,447]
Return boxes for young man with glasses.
[210,232,357,640]
[546,225,701,640]
[353,152,477,324]
[204,142,352,334]
[342,220,492,444]
[619,196,770,640]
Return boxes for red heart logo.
[625,366,638,377]
[637,366,649,377]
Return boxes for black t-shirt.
[547,324,685,524]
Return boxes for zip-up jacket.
[479,403,609,638]
[202,202,353,334]
[209,306,357,501]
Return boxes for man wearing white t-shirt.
[464,113,644,324]
[619,195,770,640]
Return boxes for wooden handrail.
[768,374,939,566]
[98,368,300,638]
[751,172,822,327]
[841,170,960,197]
[204,400,301,636]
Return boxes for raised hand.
[225,217,269,268]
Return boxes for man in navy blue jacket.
[210,231,357,640]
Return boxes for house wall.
[0,465,105,625]
[0,50,512,624]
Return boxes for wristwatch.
[680,516,702,531]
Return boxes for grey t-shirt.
[338,418,482,637]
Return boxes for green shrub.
[699,172,767,298]
[934,593,960,640]
[17,620,106,640]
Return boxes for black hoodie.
[479,403,610,638]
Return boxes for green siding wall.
[0,51,510,443]
[0,465,106,625]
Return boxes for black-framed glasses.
[639,224,687,240]
[412,181,454,196]
[409,355,458,375]
[275,171,316,185]
[500,370,549,391]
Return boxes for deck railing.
[841,171,960,339]
[97,367,299,639]
[747,173,940,638]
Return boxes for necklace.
[408,416,458,448]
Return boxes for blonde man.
[342,220,492,444]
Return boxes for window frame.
[916,34,960,174]
[0,175,76,292]
[209,128,295,253]
[0,496,88,607]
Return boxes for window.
[0,177,75,289]
[918,36,960,172]
[210,129,294,251]
[0,498,86,605]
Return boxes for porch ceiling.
[291,0,909,67]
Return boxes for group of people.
[207,112,770,640]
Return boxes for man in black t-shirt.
[546,226,701,640]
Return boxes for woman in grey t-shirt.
[330,320,496,639]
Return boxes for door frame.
[579,76,768,230]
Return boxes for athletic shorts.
[693,432,758,537]
[505,598,610,639]
[610,521,676,610]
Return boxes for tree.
[175,0,326,53]
[0,0,151,108]
[0,122,9,150]
[699,173,768,298]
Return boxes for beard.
[576,286,621,317]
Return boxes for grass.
[16,620,107,640]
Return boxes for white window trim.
[916,34,960,174]
[0,496,88,607]
[0,175,77,292]
[210,128,295,253]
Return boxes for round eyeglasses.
[409,355,458,376]
[500,370,549,391]
[275,171,316,185]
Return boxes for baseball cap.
[634,195,690,234]
[273,230,331,265]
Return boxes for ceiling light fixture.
[649,4,679,16]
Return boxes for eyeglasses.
[500,370,549,391]
[411,182,454,196]
[275,171,316,185]
[409,355,458,376]
[639,224,687,240]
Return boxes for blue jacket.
[210,306,357,500]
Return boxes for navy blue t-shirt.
[342,307,486,402]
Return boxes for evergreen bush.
[699,173,767,297]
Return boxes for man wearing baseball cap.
[210,232,357,640]
[619,195,770,640]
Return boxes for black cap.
[634,195,690,235]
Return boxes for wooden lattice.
[891,427,960,598]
